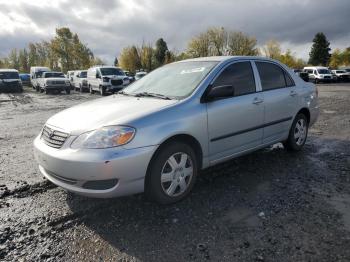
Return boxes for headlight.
[70,126,136,149]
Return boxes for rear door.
[206,61,264,162]
[255,61,297,144]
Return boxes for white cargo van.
[30,66,51,91]
[303,66,334,83]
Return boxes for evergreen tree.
[154,38,168,66]
[308,32,331,66]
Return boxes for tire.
[45,89,49,94]
[66,88,70,94]
[283,113,308,151]
[89,85,94,94]
[36,85,40,92]
[100,86,106,96]
[79,84,83,93]
[145,142,198,204]
[314,78,318,84]
[40,88,44,93]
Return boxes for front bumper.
[45,85,70,90]
[33,135,157,198]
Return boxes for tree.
[207,27,227,55]
[227,31,259,56]
[154,38,168,66]
[18,48,29,72]
[8,49,20,70]
[187,32,211,58]
[262,40,281,60]
[119,46,141,73]
[139,43,154,71]
[308,32,331,66]
[114,57,119,67]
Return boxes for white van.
[30,66,51,91]
[87,66,129,95]
[303,66,334,83]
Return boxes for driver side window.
[212,62,256,97]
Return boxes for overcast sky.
[0,0,349,64]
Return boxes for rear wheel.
[283,113,308,151]
[145,142,198,204]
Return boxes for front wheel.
[66,88,70,94]
[100,86,106,96]
[145,142,198,204]
[283,114,308,151]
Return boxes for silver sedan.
[33,56,319,204]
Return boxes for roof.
[179,56,281,63]
[0,69,19,72]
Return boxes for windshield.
[123,61,218,99]
[100,68,125,76]
[317,69,330,74]
[0,71,19,79]
[45,72,65,78]
[80,71,87,78]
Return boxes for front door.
[206,61,264,163]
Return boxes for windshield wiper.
[134,92,172,100]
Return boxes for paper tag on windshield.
[180,67,205,74]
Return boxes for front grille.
[111,79,123,86]
[324,76,331,79]
[49,80,65,85]
[41,125,69,149]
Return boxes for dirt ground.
[0,84,349,262]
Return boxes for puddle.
[222,207,262,228]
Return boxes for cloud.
[0,0,349,63]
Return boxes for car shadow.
[65,136,350,261]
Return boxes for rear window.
[256,62,286,91]
[80,71,87,78]
[0,71,19,79]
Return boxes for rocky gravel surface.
[0,84,349,261]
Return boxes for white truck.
[38,71,71,94]
[30,66,51,91]
[73,70,88,92]
[331,69,350,82]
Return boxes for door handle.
[290,90,297,97]
[252,97,264,105]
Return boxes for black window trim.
[203,60,258,102]
[255,60,296,92]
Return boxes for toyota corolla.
[33,56,319,204]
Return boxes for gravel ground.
[0,84,349,262]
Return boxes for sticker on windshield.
[180,67,206,74]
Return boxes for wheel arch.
[297,107,310,124]
[145,134,203,180]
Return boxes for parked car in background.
[293,69,309,82]
[30,66,51,91]
[0,69,23,93]
[135,71,147,80]
[33,56,319,204]
[303,66,334,83]
[38,71,71,94]
[67,70,77,89]
[87,66,130,95]
[19,73,31,86]
[74,70,88,92]
[124,70,135,83]
[331,69,350,82]
[340,67,350,73]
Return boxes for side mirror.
[203,84,234,102]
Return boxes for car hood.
[46,95,178,135]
